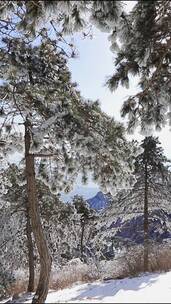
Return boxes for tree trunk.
[24,119,52,303]
[144,161,149,272]
[26,212,35,292]
[80,219,85,262]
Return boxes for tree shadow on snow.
[70,273,160,302]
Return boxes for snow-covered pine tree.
[0,1,123,36]
[0,164,78,296]
[3,1,169,134]
[72,195,96,262]
[106,0,171,132]
[106,136,171,271]
[0,32,136,302]
[133,136,170,271]
[0,164,31,296]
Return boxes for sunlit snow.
[3,271,171,303]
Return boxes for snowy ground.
[2,271,171,303]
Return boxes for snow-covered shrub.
[97,259,124,280]
[0,263,15,300]
[121,246,144,277]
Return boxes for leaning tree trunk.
[144,161,149,272]
[25,119,52,303]
[26,210,35,292]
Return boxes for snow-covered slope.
[7,271,171,303]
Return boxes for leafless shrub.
[50,258,100,290]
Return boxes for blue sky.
[68,28,171,158]
[61,1,171,202]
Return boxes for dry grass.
[117,244,171,278]
[4,245,171,299]
[50,259,100,290]
[6,280,29,298]
[150,245,171,272]
[3,260,99,299]
[5,271,39,299]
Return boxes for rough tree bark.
[144,161,149,272]
[80,218,86,262]
[25,118,52,303]
[80,219,85,262]
[26,211,35,292]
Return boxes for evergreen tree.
[107,136,171,271]
[0,1,123,36]
[72,195,96,262]
[0,164,77,294]
[134,136,170,271]
[3,1,171,134]
[0,164,34,295]
[106,1,171,132]
[0,33,135,302]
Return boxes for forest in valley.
[0,1,171,303]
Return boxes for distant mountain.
[87,191,112,211]
[83,190,171,260]
[113,209,171,245]
[98,209,171,259]
[61,186,99,203]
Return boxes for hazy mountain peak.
[87,191,111,211]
